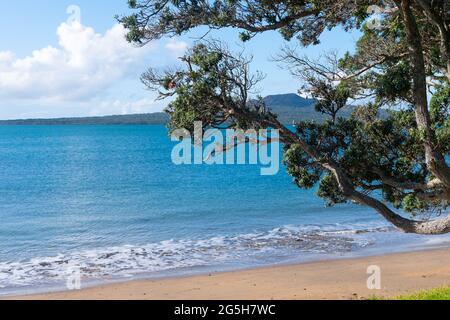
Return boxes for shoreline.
[7,247,449,300]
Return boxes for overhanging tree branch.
[268,116,450,235]
[120,1,450,235]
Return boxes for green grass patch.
[366,286,450,300]
[395,286,450,300]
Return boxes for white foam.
[0,223,401,291]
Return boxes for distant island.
[0,94,360,125]
[0,112,170,126]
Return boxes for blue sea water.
[0,125,448,295]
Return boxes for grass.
[395,286,450,300]
[368,286,450,300]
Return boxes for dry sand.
[8,248,450,300]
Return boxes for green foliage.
[118,1,375,45]
[317,175,347,207]
[430,86,450,153]
[282,103,449,214]
[311,80,351,121]
[375,61,411,102]
[402,194,425,214]
[430,86,450,124]
[239,32,252,42]
[141,42,272,136]
[284,144,322,189]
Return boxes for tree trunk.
[400,0,450,187]
[439,26,450,83]
[349,191,450,235]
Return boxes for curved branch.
[270,118,450,235]
[349,190,450,235]
[232,9,321,33]
[371,168,443,191]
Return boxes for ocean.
[0,125,448,296]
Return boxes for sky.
[0,0,360,120]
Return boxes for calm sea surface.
[0,125,448,295]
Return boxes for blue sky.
[0,1,360,119]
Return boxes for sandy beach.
[8,248,449,300]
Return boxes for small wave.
[320,226,396,235]
[0,223,389,290]
[424,236,450,246]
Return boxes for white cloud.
[165,39,188,58]
[0,51,14,63]
[0,96,168,120]
[89,98,166,116]
[0,21,187,104]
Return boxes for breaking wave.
[0,223,396,292]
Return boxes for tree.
[118,0,450,235]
